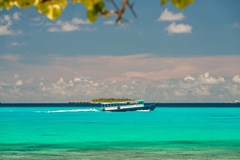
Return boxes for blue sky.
[0,0,240,102]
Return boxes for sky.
[0,0,240,103]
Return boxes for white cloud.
[25,78,34,84]
[48,27,59,32]
[14,74,19,78]
[174,90,186,97]
[39,82,48,92]
[48,21,79,32]
[13,12,21,21]
[104,20,115,25]
[68,80,74,87]
[184,75,195,82]
[233,22,240,29]
[41,78,79,96]
[93,83,99,87]
[199,72,225,84]
[56,78,65,86]
[71,18,90,25]
[51,78,68,95]
[15,80,23,86]
[166,22,192,34]
[159,8,185,21]
[48,18,90,32]
[8,41,27,47]
[9,42,21,47]
[0,13,22,36]
[193,86,210,96]
[227,85,240,95]
[0,54,21,62]
[59,22,79,31]
[74,77,81,82]
[0,15,14,36]
[233,75,240,83]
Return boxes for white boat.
[101,100,157,112]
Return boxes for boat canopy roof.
[101,99,144,104]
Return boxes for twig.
[110,0,119,10]
[128,2,137,18]
[115,0,128,23]
[108,0,137,24]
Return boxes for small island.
[91,98,135,103]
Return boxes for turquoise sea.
[0,103,240,160]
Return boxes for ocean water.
[0,103,240,160]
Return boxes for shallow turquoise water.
[1,104,240,159]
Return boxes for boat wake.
[135,110,150,112]
[36,108,99,113]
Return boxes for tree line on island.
[91,98,135,103]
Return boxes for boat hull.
[101,103,157,112]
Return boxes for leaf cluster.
[161,0,194,10]
[0,0,106,21]
[73,0,107,22]
[0,0,194,22]
[0,0,68,20]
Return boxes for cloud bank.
[0,54,240,102]
[48,18,90,32]
[0,12,22,36]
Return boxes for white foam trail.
[136,110,150,112]
[36,108,99,113]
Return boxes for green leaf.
[35,0,67,20]
[15,0,36,9]
[87,10,98,23]
[0,0,15,10]
[95,1,105,12]
[161,0,169,6]
[171,0,195,10]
